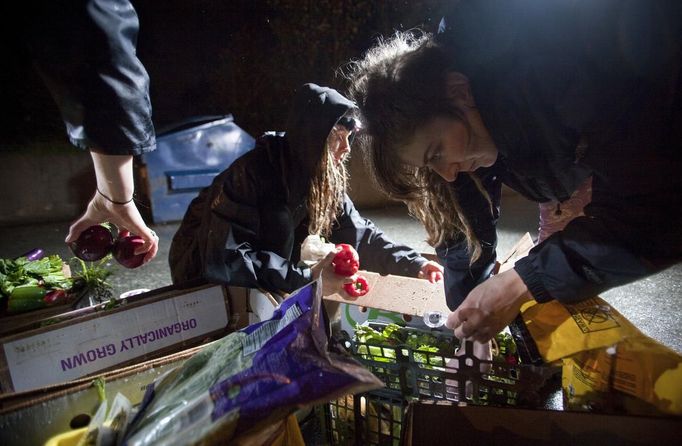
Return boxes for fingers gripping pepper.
[332,244,360,276]
[343,275,370,297]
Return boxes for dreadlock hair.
[343,30,490,261]
[306,129,349,238]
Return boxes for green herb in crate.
[354,323,518,364]
[354,323,398,363]
[354,324,456,361]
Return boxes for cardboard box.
[0,283,272,394]
[0,283,282,444]
[403,400,682,446]
[0,281,347,445]
[0,344,201,445]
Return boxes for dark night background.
[1,0,447,148]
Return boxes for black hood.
[279,83,357,202]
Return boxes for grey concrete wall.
[346,150,397,209]
[0,150,96,226]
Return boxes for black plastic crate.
[349,321,557,408]
[322,319,559,445]
[325,389,406,446]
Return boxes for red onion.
[113,234,146,269]
[69,225,115,261]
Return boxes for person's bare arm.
[65,152,158,263]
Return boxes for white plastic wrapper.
[77,392,133,446]
[299,235,336,266]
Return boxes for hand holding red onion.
[113,234,146,268]
[68,224,115,261]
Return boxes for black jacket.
[437,0,682,309]
[169,83,427,292]
[22,0,155,155]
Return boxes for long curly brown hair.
[343,30,490,261]
[306,132,348,238]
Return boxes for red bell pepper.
[332,244,360,276]
[44,289,68,305]
[343,275,370,297]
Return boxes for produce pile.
[0,253,73,313]
[0,223,150,316]
[354,322,519,365]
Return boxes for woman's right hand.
[66,192,159,264]
[312,249,355,295]
[66,151,159,264]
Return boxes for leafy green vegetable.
[353,323,518,365]
[0,253,116,313]
[70,256,114,303]
[0,255,72,299]
[352,323,525,407]
[71,256,112,291]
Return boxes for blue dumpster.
[136,115,255,223]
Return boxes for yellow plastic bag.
[520,297,682,416]
[231,414,305,446]
[561,337,682,416]
[502,234,682,416]
[44,428,87,446]
[520,297,642,363]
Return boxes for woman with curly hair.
[344,0,681,342]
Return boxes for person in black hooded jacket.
[344,0,681,343]
[169,83,443,293]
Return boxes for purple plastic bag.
[124,280,382,445]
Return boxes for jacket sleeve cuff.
[410,256,429,275]
[513,257,553,303]
[301,265,313,283]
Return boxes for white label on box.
[339,303,429,336]
[3,286,228,392]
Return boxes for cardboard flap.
[405,400,682,445]
[497,232,534,273]
[322,271,449,317]
[322,234,534,318]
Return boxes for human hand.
[312,249,354,296]
[445,269,532,343]
[417,260,444,283]
[65,193,159,264]
[311,249,337,281]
